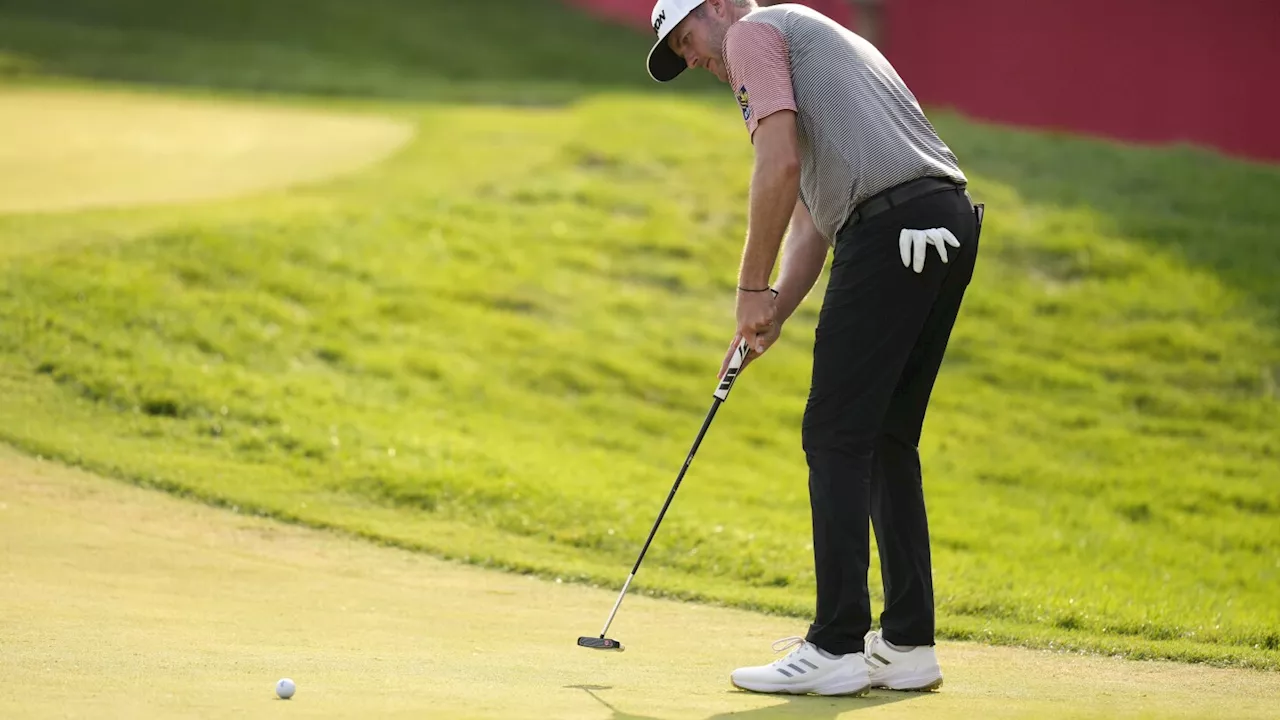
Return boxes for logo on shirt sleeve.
[735,85,752,122]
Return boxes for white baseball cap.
[646,0,705,82]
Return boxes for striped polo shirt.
[723,3,967,242]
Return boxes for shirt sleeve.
[723,21,797,139]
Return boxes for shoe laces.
[768,636,808,665]
[864,629,880,650]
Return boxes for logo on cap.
[653,10,666,35]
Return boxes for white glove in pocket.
[899,228,960,273]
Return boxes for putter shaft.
[598,572,635,638]
[596,396,724,640]
[588,339,750,645]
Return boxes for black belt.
[842,176,968,232]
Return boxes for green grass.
[1,0,1278,671]
[0,0,719,101]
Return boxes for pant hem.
[806,635,867,656]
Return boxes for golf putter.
[578,334,756,652]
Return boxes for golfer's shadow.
[566,683,922,719]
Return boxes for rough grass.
[0,0,1277,671]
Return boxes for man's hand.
[721,285,778,379]
[736,287,778,354]
[719,322,783,379]
[719,287,780,379]
[899,227,960,273]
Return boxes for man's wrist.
[772,283,799,322]
[737,268,772,290]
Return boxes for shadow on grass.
[566,683,924,719]
[0,0,723,105]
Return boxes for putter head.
[577,636,624,651]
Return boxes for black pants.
[802,184,981,655]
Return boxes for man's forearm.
[737,159,801,290]
[773,226,828,323]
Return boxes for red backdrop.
[567,0,1280,164]
[570,0,853,27]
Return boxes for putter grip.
[714,338,751,401]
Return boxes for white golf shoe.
[730,636,871,696]
[864,630,944,691]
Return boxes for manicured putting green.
[0,86,413,214]
[1,446,1276,719]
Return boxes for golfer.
[645,0,983,696]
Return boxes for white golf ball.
[276,678,296,699]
